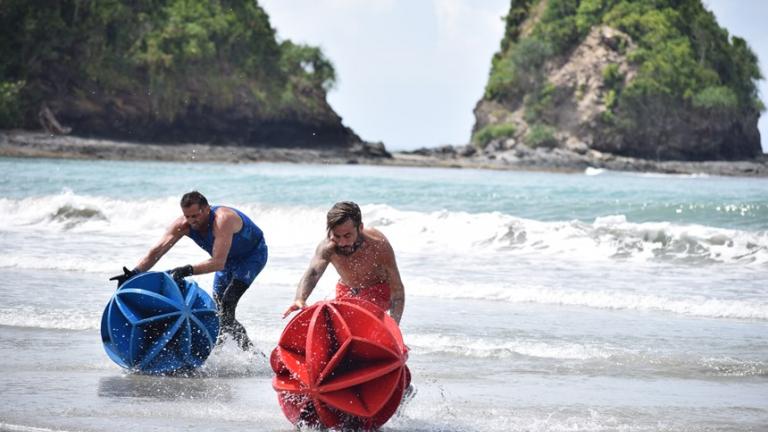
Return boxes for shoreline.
[2,130,767,177]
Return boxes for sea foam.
[1,193,766,272]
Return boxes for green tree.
[0,0,337,129]
[486,37,553,102]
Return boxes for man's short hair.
[180,191,209,208]
[327,201,362,230]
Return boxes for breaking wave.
[1,193,766,272]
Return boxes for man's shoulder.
[170,216,190,235]
[214,206,242,225]
[215,205,237,217]
[363,228,393,254]
[316,236,334,252]
[364,227,389,243]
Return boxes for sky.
[260,0,768,153]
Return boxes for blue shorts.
[213,241,268,295]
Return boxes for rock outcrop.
[47,85,364,149]
[0,1,375,154]
[473,0,763,162]
[474,26,638,155]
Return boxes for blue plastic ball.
[101,272,220,374]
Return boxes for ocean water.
[0,157,766,431]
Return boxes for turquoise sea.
[0,157,767,431]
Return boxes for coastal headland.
[2,1,767,178]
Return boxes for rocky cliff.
[473,0,763,161]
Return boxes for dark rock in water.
[456,145,477,157]
[434,145,458,155]
[350,141,391,158]
[402,147,434,156]
[401,145,459,157]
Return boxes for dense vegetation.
[479,0,763,159]
[0,0,341,143]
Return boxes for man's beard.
[336,236,363,256]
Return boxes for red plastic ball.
[271,298,410,430]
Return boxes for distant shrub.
[535,14,579,54]
[279,41,336,92]
[576,0,618,34]
[486,37,553,101]
[754,97,766,113]
[524,82,556,123]
[473,123,518,148]
[525,124,559,148]
[603,89,618,110]
[486,55,521,101]
[0,80,24,128]
[499,0,537,50]
[692,85,738,111]
[602,64,623,90]
[601,65,622,118]
[600,109,616,124]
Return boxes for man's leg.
[212,270,229,347]
[214,243,268,351]
[214,278,253,351]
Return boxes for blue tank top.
[186,205,264,261]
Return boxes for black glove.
[109,266,138,287]
[169,264,194,284]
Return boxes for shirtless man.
[283,201,405,324]
[110,191,268,351]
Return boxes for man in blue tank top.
[110,191,268,351]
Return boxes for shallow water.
[0,158,766,431]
